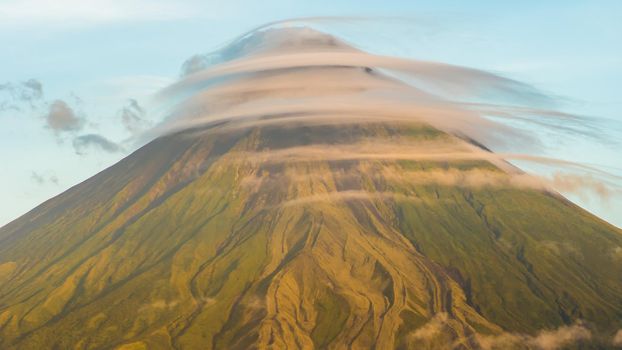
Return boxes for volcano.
[1,27,621,350]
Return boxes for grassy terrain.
[0,122,620,349]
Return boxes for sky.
[1,0,621,227]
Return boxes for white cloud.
[97,75,174,101]
[477,321,592,350]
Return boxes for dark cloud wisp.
[30,171,59,185]
[72,134,122,155]
[120,99,150,135]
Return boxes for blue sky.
[1,0,621,227]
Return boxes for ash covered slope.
[1,27,622,350]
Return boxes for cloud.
[120,99,150,134]
[154,27,558,152]
[157,25,615,146]
[407,314,592,350]
[409,313,449,341]
[223,132,621,203]
[30,172,45,185]
[21,79,43,99]
[550,172,618,202]
[1,81,94,144]
[476,321,592,350]
[3,78,128,161]
[242,165,620,209]
[404,313,462,349]
[180,55,210,77]
[45,100,84,133]
[72,134,121,155]
[165,50,552,108]
[30,171,59,186]
[281,190,423,207]
[529,323,592,350]
[170,25,551,107]
[142,25,622,215]
[0,79,44,111]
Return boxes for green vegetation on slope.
[0,122,620,349]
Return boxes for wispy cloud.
[4,77,128,160]
[72,134,122,155]
[408,312,449,342]
[530,323,592,350]
[144,25,622,219]
[476,321,592,350]
[407,315,592,349]
[120,99,150,135]
[0,79,44,111]
[30,171,44,185]
[30,171,59,185]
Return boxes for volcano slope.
[1,121,621,350]
[2,26,622,350]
